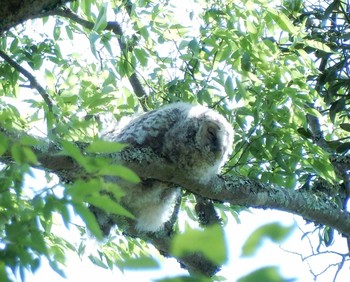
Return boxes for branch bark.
[2,129,350,238]
[0,0,73,34]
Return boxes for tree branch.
[1,127,350,274]
[1,128,350,239]
[50,7,148,109]
[0,0,73,34]
[0,49,55,115]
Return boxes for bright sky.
[20,171,349,282]
[23,197,349,281]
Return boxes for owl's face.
[197,115,233,162]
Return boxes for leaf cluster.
[1,0,350,280]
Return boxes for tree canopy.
[0,0,350,281]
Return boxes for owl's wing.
[100,106,182,153]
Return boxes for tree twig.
[50,7,148,110]
[0,49,55,115]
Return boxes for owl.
[93,102,233,234]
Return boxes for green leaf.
[224,75,234,99]
[53,25,61,40]
[188,38,200,54]
[0,261,11,282]
[65,26,74,40]
[86,194,134,219]
[60,141,85,165]
[22,147,38,164]
[68,179,103,199]
[88,254,109,269]
[241,52,251,72]
[87,140,126,153]
[336,142,350,154]
[0,134,8,156]
[49,260,66,278]
[133,48,147,67]
[120,257,159,270]
[329,99,345,123]
[297,128,312,139]
[242,222,294,257]
[99,164,140,183]
[30,228,47,254]
[238,266,293,282]
[308,158,336,182]
[304,40,333,53]
[340,123,350,132]
[171,225,227,265]
[266,8,297,34]
[10,143,37,164]
[73,203,103,240]
[323,226,334,247]
[93,3,108,32]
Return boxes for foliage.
[171,224,227,265]
[241,222,294,257]
[0,0,350,281]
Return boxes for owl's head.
[183,106,233,183]
[197,112,233,162]
[199,121,230,157]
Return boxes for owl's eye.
[207,125,217,141]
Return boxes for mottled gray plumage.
[97,102,233,233]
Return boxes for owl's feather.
[95,102,233,233]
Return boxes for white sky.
[19,170,350,282]
[23,204,349,282]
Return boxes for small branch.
[195,195,221,226]
[0,49,55,114]
[306,110,331,153]
[51,7,148,110]
[306,105,350,210]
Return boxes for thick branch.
[1,133,349,238]
[2,128,350,274]
[118,148,350,238]
[0,0,73,34]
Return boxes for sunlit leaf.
[242,222,294,257]
[87,194,134,219]
[308,158,336,182]
[73,203,103,240]
[266,8,297,34]
[99,164,140,183]
[87,140,126,153]
[224,75,234,99]
[238,266,294,282]
[304,40,333,53]
[120,257,159,270]
[93,3,108,32]
[88,255,109,269]
[171,225,227,265]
